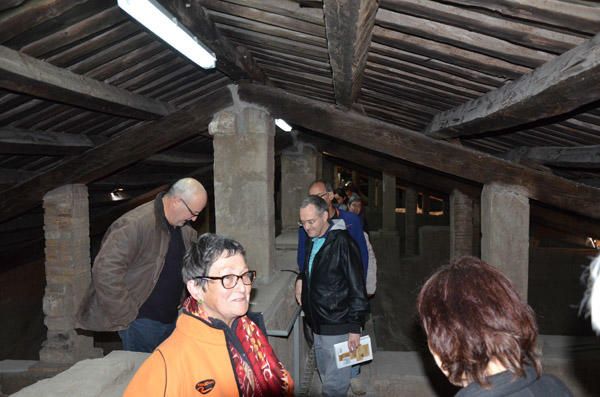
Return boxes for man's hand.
[348,332,360,352]
[295,278,302,305]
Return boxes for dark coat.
[456,366,573,397]
[299,221,369,335]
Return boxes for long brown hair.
[416,256,541,387]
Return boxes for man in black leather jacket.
[297,195,369,396]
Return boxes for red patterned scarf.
[183,297,294,396]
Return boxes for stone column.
[404,186,418,255]
[481,183,530,300]
[381,172,397,231]
[450,189,473,259]
[280,143,321,231]
[41,184,101,364]
[209,106,275,280]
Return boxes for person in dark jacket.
[297,195,369,396]
[417,256,573,397]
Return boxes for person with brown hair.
[417,256,572,396]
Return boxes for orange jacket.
[124,313,240,397]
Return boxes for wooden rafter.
[160,0,269,83]
[322,0,377,108]
[237,83,600,219]
[0,87,232,222]
[0,45,175,119]
[424,32,600,139]
[305,131,480,196]
[505,145,600,169]
[0,127,93,155]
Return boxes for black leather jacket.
[299,220,369,335]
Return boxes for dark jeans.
[118,317,175,353]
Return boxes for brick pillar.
[280,143,321,231]
[481,183,530,300]
[209,105,275,280]
[404,186,418,255]
[41,184,101,364]
[450,189,473,259]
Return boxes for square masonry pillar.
[209,105,276,280]
[481,183,530,300]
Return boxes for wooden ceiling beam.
[0,126,93,155]
[237,83,600,219]
[93,165,213,188]
[323,0,378,108]
[0,45,175,119]
[0,87,232,222]
[159,0,269,84]
[504,145,600,170]
[305,131,481,197]
[0,168,35,185]
[0,126,215,166]
[144,152,213,167]
[425,32,600,139]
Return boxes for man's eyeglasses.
[315,192,329,198]
[181,198,201,217]
[196,270,257,289]
[298,217,320,227]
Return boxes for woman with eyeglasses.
[124,233,294,397]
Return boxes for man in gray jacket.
[76,178,207,352]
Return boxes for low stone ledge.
[10,351,148,397]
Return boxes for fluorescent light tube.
[275,118,293,132]
[118,0,216,69]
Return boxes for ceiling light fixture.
[275,118,293,132]
[118,0,216,69]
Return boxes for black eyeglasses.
[181,198,201,217]
[196,270,257,289]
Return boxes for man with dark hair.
[297,195,369,396]
[76,178,207,352]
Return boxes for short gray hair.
[300,195,328,215]
[166,177,205,202]
[182,233,246,288]
[309,179,333,193]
